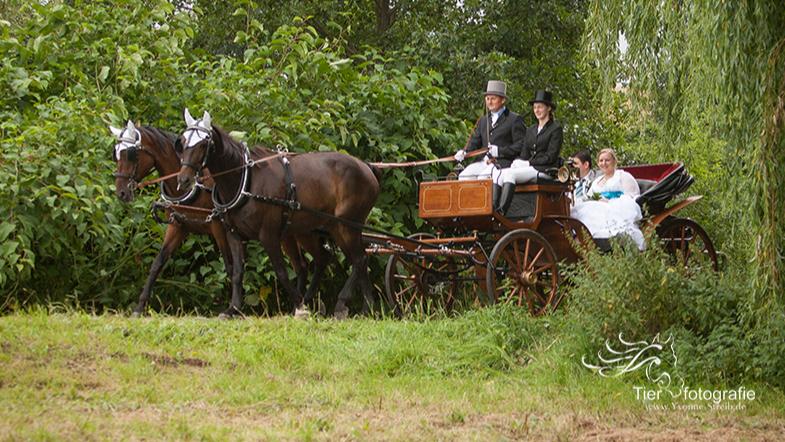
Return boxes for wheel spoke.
[523,239,531,269]
[529,247,545,269]
[513,240,523,271]
[393,274,416,281]
[532,263,553,275]
[679,225,688,257]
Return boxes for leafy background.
[1,0,784,387]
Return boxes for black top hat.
[529,90,556,109]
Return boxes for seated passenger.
[453,80,525,208]
[570,148,645,250]
[572,149,598,204]
[496,90,563,214]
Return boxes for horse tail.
[365,162,383,186]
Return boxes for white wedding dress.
[571,169,645,250]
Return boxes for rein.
[135,151,289,189]
[369,148,488,168]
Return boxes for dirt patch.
[141,352,209,368]
[109,351,129,362]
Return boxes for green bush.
[563,241,785,387]
[0,2,466,312]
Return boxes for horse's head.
[177,108,213,191]
[110,120,153,203]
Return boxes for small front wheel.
[384,233,457,317]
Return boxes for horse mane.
[210,125,276,160]
[140,125,178,153]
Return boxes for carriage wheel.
[486,229,561,315]
[384,233,458,317]
[657,218,718,271]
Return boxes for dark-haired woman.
[495,90,563,213]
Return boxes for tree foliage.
[583,0,785,306]
[0,1,466,310]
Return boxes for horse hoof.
[294,306,311,320]
[218,307,241,320]
[131,310,143,318]
[334,308,349,321]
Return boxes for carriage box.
[418,179,493,219]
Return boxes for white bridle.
[109,120,141,160]
[182,108,212,148]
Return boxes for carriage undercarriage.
[363,162,718,317]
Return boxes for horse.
[110,121,326,316]
[175,109,381,319]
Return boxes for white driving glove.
[488,144,499,157]
[454,149,466,162]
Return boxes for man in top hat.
[454,80,526,208]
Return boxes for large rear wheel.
[657,218,718,272]
[486,229,561,315]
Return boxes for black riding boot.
[492,184,502,211]
[498,182,516,215]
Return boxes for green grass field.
[1,309,783,440]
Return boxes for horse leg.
[221,231,246,318]
[332,225,373,319]
[299,235,330,306]
[282,235,308,309]
[133,224,186,316]
[210,221,234,309]
[261,233,305,315]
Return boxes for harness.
[112,126,146,192]
[181,123,213,173]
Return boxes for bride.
[571,148,645,250]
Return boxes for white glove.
[454,149,466,162]
[488,144,499,157]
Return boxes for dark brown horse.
[110,121,324,316]
[175,110,381,318]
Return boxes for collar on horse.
[208,146,300,230]
[208,142,254,221]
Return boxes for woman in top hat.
[454,80,526,205]
[495,90,564,214]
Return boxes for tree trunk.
[375,0,396,34]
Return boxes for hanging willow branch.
[583,0,785,307]
[754,36,785,306]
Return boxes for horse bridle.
[112,127,150,191]
[181,122,213,173]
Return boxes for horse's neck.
[142,129,184,196]
[209,134,247,195]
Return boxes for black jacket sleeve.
[496,115,526,159]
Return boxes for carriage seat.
[636,179,657,194]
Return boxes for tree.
[582,0,785,307]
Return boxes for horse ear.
[202,111,211,128]
[174,137,183,153]
[184,108,196,127]
[125,120,135,133]
[109,125,123,137]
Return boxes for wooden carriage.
[364,162,718,316]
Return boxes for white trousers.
[458,161,504,184]
[498,159,546,185]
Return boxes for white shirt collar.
[490,107,506,125]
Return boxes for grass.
[1,307,783,440]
